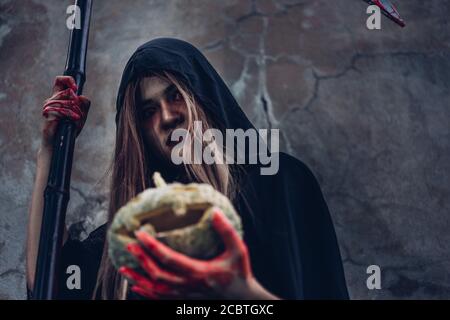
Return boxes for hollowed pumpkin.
[107,172,243,270]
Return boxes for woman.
[27,38,349,300]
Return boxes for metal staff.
[33,0,93,300]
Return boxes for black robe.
[57,38,349,300]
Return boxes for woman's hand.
[41,76,90,150]
[119,208,280,300]
[26,76,90,290]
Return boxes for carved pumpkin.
[107,172,243,270]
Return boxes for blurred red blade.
[367,0,406,27]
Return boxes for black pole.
[33,0,93,300]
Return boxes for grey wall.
[0,0,449,299]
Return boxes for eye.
[142,106,157,119]
[168,90,183,103]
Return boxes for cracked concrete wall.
[0,0,449,299]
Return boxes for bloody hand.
[119,208,254,300]
[41,76,90,147]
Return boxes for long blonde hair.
[94,71,238,299]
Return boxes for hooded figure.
[57,38,349,300]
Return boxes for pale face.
[139,76,188,161]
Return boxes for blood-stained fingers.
[52,76,77,95]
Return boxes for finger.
[43,99,83,116]
[119,267,182,297]
[126,243,186,285]
[135,230,204,275]
[131,284,184,300]
[44,98,82,111]
[42,106,81,121]
[211,208,244,253]
[49,88,77,101]
[46,91,89,120]
[119,267,166,291]
[78,95,91,108]
[53,76,77,94]
[77,96,91,115]
[43,101,82,118]
[118,266,149,285]
[130,285,159,300]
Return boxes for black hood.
[116,37,255,132]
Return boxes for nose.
[160,99,181,130]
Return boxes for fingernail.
[118,267,131,277]
[135,231,157,247]
[135,230,151,241]
[126,243,138,253]
[135,230,146,237]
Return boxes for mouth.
[166,130,182,148]
[139,203,211,234]
[116,203,212,238]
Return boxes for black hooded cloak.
[56,38,349,300]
